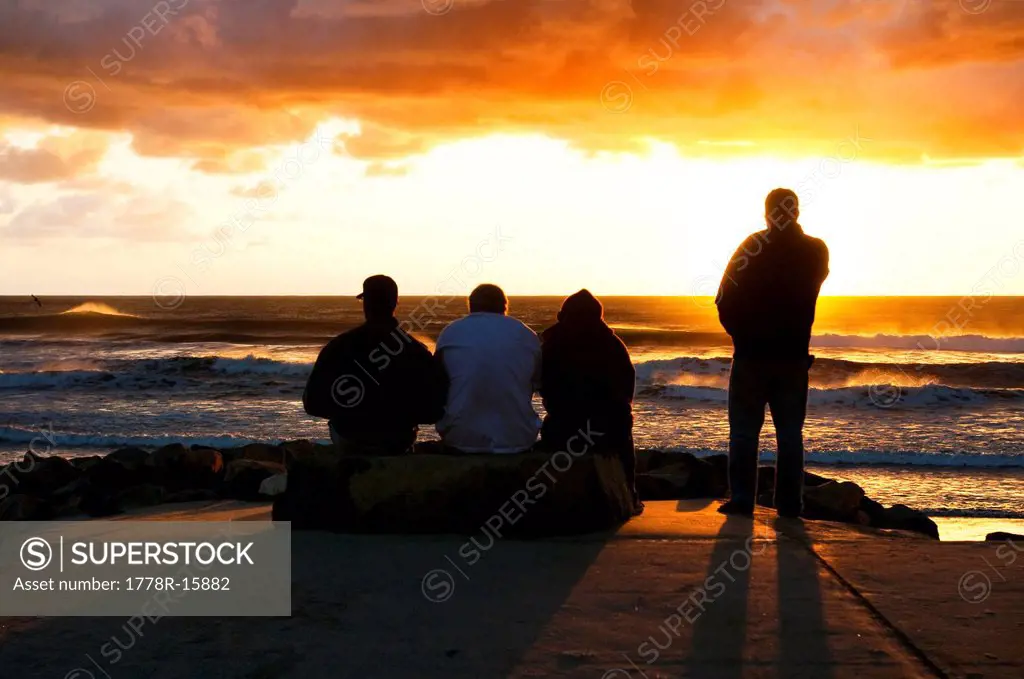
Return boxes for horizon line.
[3,294,1023,299]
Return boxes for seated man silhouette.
[716,189,829,517]
[303,275,446,455]
[540,289,638,501]
[435,284,541,453]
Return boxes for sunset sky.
[1,0,1022,297]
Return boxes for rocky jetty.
[634,450,940,539]
[0,441,321,520]
[0,443,940,539]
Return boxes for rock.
[985,532,1024,542]
[0,495,49,521]
[146,444,224,490]
[48,476,93,517]
[70,456,105,472]
[116,484,167,509]
[872,503,940,540]
[223,443,285,465]
[5,453,80,497]
[634,449,668,475]
[280,440,318,466]
[79,487,124,517]
[703,454,730,492]
[635,452,721,500]
[274,451,638,536]
[756,466,832,494]
[636,466,692,500]
[260,473,288,497]
[164,489,220,504]
[803,481,865,521]
[84,458,152,495]
[859,497,886,523]
[222,459,286,501]
[105,447,151,470]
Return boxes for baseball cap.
[356,275,399,305]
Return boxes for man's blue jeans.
[727,357,810,513]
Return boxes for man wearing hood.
[716,189,830,517]
[540,289,637,500]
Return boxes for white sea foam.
[812,333,1024,353]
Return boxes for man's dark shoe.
[717,500,754,517]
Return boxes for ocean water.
[1,296,1023,520]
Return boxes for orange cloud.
[0,0,1022,165]
[0,132,108,183]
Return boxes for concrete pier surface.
[1,500,1021,678]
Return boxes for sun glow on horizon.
[1,124,1022,298]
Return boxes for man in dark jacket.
[303,275,447,455]
[715,189,829,517]
[540,289,638,502]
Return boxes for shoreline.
[2,440,1013,541]
[3,443,1023,527]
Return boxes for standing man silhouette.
[716,189,829,517]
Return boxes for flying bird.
[31,295,42,308]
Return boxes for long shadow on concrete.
[776,517,834,678]
[687,514,755,678]
[0,531,609,679]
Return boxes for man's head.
[357,274,399,321]
[468,284,508,315]
[765,188,799,231]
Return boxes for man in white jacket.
[435,284,541,453]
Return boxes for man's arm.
[617,339,637,405]
[715,239,750,336]
[409,342,449,424]
[302,337,345,419]
[816,240,830,287]
[529,332,543,393]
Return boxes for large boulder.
[635,452,721,500]
[803,480,865,521]
[223,443,285,465]
[222,459,286,500]
[860,499,939,540]
[164,489,220,504]
[280,440,323,466]
[756,465,831,493]
[70,455,105,472]
[986,532,1024,542]
[146,444,224,490]
[273,451,638,536]
[116,484,167,509]
[0,494,49,521]
[260,473,288,497]
[105,447,151,470]
[4,453,81,497]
